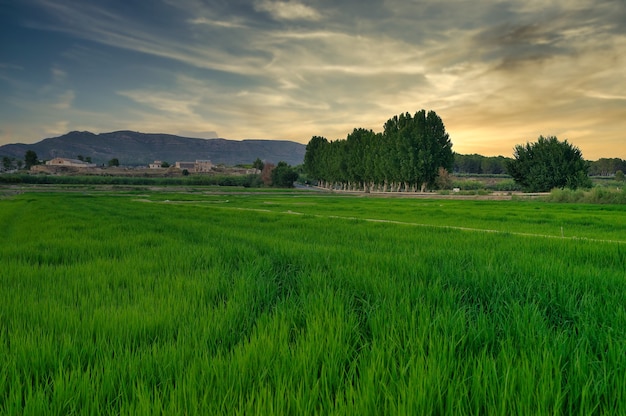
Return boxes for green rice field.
[1,188,626,414]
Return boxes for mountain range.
[0,131,307,166]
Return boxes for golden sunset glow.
[1,1,625,160]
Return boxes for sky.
[1,0,625,160]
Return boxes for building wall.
[194,160,213,172]
[175,162,196,170]
[46,158,95,167]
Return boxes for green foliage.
[490,179,522,192]
[2,193,626,413]
[546,187,626,204]
[383,110,454,190]
[252,158,264,171]
[24,150,39,169]
[615,170,625,182]
[107,158,120,167]
[451,179,485,190]
[303,135,329,181]
[588,158,626,176]
[303,110,453,191]
[242,174,263,188]
[0,173,264,187]
[2,156,13,171]
[450,177,522,192]
[454,153,511,174]
[160,161,170,168]
[270,161,299,188]
[506,136,591,192]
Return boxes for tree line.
[304,110,454,192]
[454,153,626,177]
[303,109,625,193]
[3,133,625,193]
[588,158,626,176]
[6,151,623,177]
[453,154,510,175]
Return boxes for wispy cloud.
[254,0,321,21]
[53,90,75,109]
[51,67,67,82]
[2,0,625,159]
[25,0,270,75]
[117,89,199,116]
[188,17,247,29]
[584,92,626,101]
[44,120,70,136]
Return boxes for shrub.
[452,179,484,191]
[488,179,522,192]
[546,187,626,204]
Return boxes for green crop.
[1,191,625,414]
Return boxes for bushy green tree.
[271,161,299,188]
[108,158,120,167]
[24,150,39,169]
[252,158,264,171]
[2,156,12,171]
[506,136,591,192]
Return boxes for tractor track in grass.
[271,208,626,245]
[138,199,626,245]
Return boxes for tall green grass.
[546,187,626,204]
[1,192,625,414]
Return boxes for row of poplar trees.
[304,110,454,192]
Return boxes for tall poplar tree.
[303,110,453,192]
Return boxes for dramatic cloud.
[0,0,624,159]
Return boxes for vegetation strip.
[145,199,626,245]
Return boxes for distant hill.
[0,131,306,166]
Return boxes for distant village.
[29,157,259,176]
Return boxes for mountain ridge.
[0,130,306,166]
